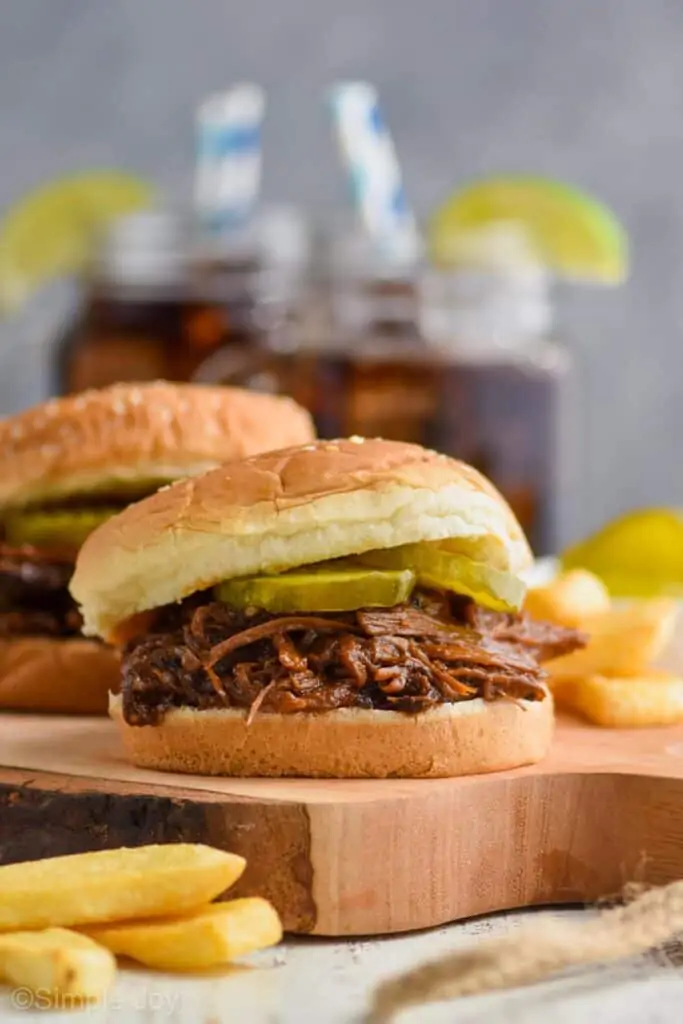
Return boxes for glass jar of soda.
[54,207,309,394]
[214,229,574,555]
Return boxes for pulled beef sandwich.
[70,438,585,777]
[0,382,314,714]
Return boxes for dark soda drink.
[54,210,303,394]
[212,233,573,555]
[261,338,570,554]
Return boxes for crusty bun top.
[0,381,315,509]
[71,438,532,639]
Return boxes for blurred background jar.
[225,224,574,555]
[54,204,311,393]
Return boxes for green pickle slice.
[3,508,121,549]
[214,566,416,613]
[69,477,175,500]
[359,544,525,612]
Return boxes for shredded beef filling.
[121,590,586,726]
[0,544,82,638]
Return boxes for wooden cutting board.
[1,712,683,936]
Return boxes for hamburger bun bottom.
[109,693,554,778]
[0,638,120,715]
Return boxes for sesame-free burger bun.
[72,438,532,639]
[109,691,553,778]
[0,381,315,509]
[0,638,120,714]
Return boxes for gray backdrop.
[0,0,681,546]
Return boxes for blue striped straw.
[194,83,265,236]
[328,81,418,260]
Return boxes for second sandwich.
[0,382,314,714]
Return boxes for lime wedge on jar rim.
[0,171,154,312]
[428,176,628,283]
[561,508,683,598]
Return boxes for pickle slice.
[214,567,416,613]
[561,509,683,598]
[70,477,175,501]
[3,508,121,549]
[358,544,525,612]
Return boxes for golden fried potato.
[546,599,678,680]
[0,845,245,933]
[524,569,611,629]
[557,671,683,727]
[81,898,282,971]
[0,928,115,1004]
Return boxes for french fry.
[0,928,115,1004]
[558,672,683,728]
[524,569,611,629]
[0,844,245,933]
[81,898,283,971]
[546,599,679,680]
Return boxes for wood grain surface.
[1,713,683,936]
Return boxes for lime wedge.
[561,509,683,598]
[215,567,416,614]
[428,176,628,283]
[0,171,154,312]
[359,544,525,612]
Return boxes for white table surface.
[3,905,683,1023]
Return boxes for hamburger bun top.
[0,381,314,509]
[71,438,532,639]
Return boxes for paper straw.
[194,83,265,235]
[328,81,418,258]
